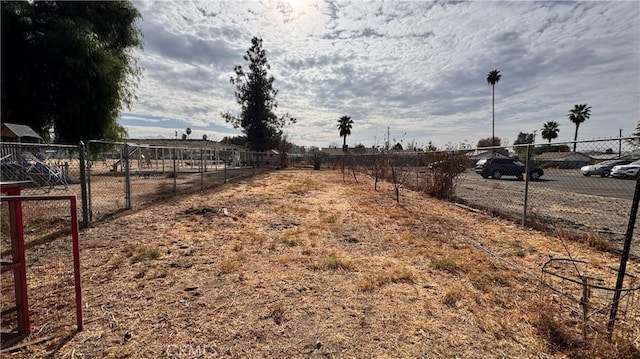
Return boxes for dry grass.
[1,169,638,358]
[122,244,161,263]
[309,251,354,271]
[359,266,416,292]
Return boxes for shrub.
[421,152,467,200]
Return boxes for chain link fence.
[1,140,277,234]
[1,142,83,243]
[86,140,128,222]
[85,141,275,222]
[320,137,639,256]
[2,137,637,253]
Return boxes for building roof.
[1,123,42,139]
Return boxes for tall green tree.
[541,121,560,144]
[222,37,295,152]
[486,69,501,147]
[337,115,353,151]
[338,116,353,150]
[567,104,591,152]
[513,132,534,145]
[477,137,501,148]
[627,121,640,149]
[220,135,249,147]
[513,132,534,160]
[1,1,142,143]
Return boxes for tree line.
[1,1,142,143]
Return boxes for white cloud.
[121,0,640,148]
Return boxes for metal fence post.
[77,141,90,227]
[416,153,419,189]
[86,141,94,222]
[607,173,640,336]
[200,149,204,191]
[522,144,531,226]
[173,148,177,193]
[123,143,131,209]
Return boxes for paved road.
[458,169,636,200]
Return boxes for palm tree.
[186,127,192,139]
[541,121,560,144]
[337,115,353,151]
[486,69,501,147]
[567,104,591,152]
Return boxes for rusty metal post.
[78,141,89,226]
[607,173,640,336]
[69,196,83,331]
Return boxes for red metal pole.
[15,191,29,334]
[5,186,30,334]
[69,196,83,331]
[1,194,83,334]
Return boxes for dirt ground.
[1,169,639,358]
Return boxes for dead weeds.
[1,169,638,358]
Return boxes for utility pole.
[386,127,390,152]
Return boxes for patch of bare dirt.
[2,169,639,358]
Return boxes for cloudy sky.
[120,0,640,149]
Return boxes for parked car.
[475,157,544,180]
[610,160,640,179]
[580,159,633,177]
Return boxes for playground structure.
[0,145,75,192]
[101,143,247,175]
[0,183,83,349]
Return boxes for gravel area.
[453,171,639,257]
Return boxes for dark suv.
[475,157,544,180]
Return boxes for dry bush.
[536,301,640,359]
[553,227,616,253]
[537,310,582,351]
[443,287,464,308]
[421,152,467,200]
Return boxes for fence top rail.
[87,141,240,152]
[1,194,77,202]
[0,141,79,150]
[87,140,126,146]
[507,136,639,150]
[124,144,227,151]
[114,143,257,152]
